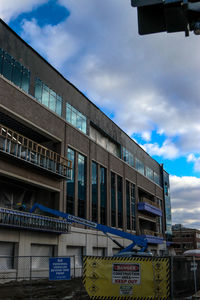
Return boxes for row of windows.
[0,48,30,93]
[67,148,136,230]
[0,46,162,188]
[90,125,120,157]
[35,78,62,116]
[122,147,161,186]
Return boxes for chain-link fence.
[0,255,200,299]
[0,255,83,282]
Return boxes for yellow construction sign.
[83,256,170,299]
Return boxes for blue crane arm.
[30,203,147,252]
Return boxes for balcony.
[140,229,164,244]
[138,200,162,217]
[0,124,72,179]
[0,207,69,234]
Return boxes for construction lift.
[30,203,149,255]
[131,0,200,36]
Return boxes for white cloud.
[0,0,48,22]
[21,19,80,69]
[142,140,179,159]
[187,154,200,172]
[170,175,200,228]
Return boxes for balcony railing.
[0,124,72,179]
[138,202,162,217]
[140,197,161,208]
[140,229,164,244]
[0,207,69,233]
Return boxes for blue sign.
[49,257,71,280]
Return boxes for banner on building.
[83,256,170,299]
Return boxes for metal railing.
[140,196,161,209]
[0,124,72,179]
[0,207,69,233]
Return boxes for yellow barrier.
[83,256,170,299]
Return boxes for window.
[100,166,107,225]
[111,172,116,227]
[66,103,87,134]
[122,147,134,167]
[154,172,161,185]
[67,246,84,277]
[92,162,98,222]
[93,247,106,257]
[146,166,153,181]
[117,176,123,229]
[0,242,14,270]
[35,78,62,116]
[78,154,86,218]
[0,48,30,93]
[90,125,120,157]
[67,148,75,214]
[130,183,136,230]
[135,158,145,175]
[31,244,54,269]
[126,181,131,230]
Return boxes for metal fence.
[0,255,200,299]
[0,255,83,282]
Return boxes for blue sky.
[1,0,200,228]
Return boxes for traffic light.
[131,0,200,36]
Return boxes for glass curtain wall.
[78,154,86,218]
[92,161,98,222]
[111,172,116,227]
[100,166,107,225]
[130,183,136,230]
[67,148,75,214]
[126,181,131,230]
[117,176,123,229]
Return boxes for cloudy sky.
[1,0,200,229]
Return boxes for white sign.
[112,263,140,285]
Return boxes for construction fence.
[0,255,200,298]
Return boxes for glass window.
[12,61,22,87]
[111,172,116,227]
[89,125,120,157]
[130,183,136,231]
[146,166,153,181]
[78,154,86,218]
[126,181,131,230]
[154,172,160,185]
[92,161,98,223]
[31,244,54,269]
[100,166,107,225]
[136,158,145,175]
[35,78,62,116]
[66,103,87,134]
[0,48,30,93]
[117,176,123,229]
[122,147,134,168]
[67,148,75,215]
[0,242,14,270]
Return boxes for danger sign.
[112,263,140,285]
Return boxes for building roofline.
[0,18,166,171]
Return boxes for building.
[0,19,172,274]
[172,224,200,255]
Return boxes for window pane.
[2,53,12,81]
[21,69,30,93]
[92,162,98,223]
[66,103,87,134]
[100,166,107,225]
[117,176,123,229]
[42,85,49,107]
[49,94,56,112]
[111,172,116,227]
[67,148,75,214]
[12,61,22,87]
[78,154,86,218]
[56,96,62,116]
[0,48,3,74]
[35,80,42,102]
